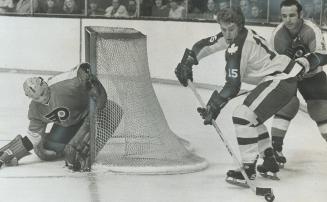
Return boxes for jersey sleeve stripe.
[192,32,227,61]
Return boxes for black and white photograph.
[0,0,326,201]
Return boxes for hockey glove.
[64,143,90,172]
[77,62,104,100]
[174,48,198,87]
[77,63,94,81]
[285,44,308,59]
[285,37,309,59]
[77,63,98,90]
[197,90,227,125]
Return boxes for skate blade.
[259,172,280,180]
[225,177,250,188]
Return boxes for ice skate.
[273,150,286,168]
[257,148,280,180]
[225,162,256,188]
[272,140,286,168]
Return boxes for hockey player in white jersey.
[269,0,327,168]
[0,63,122,171]
[175,6,327,185]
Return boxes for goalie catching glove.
[64,117,91,172]
[197,90,227,125]
[77,62,101,98]
[175,48,198,87]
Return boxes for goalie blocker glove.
[197,90,227,125]
[175,48,198,87]
[64,117,91,172]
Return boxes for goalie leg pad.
[0,135,31,166]
[34,133,64,161]
[45,122,84,153]
[64,117,91,172]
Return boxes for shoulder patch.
[209,35,218,43]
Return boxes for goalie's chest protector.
[29,76,90,127]
[229,28,291,85]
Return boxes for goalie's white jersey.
[27,68,90,134]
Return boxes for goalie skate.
[257,148,280,180]
[225,163,256,188]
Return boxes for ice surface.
[0,73,326,202]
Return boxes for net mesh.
[87,26,208,174]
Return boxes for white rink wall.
[0,16,278,86]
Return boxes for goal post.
[85,26,208,174]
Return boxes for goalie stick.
[187,80,275,202]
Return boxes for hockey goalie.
[0,63,123,171]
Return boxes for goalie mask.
[23,77,50,104]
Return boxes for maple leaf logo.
[227,44,238,54]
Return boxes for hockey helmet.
[23,77,49,102]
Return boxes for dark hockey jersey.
[270,19,326,76]
[28,67,90,135]
[192,28,292,101]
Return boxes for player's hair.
[217,7,245,29]
[280,0,303,15]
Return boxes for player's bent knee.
[307,100,327,123]
[232,105,259,126]
[275,96,300,119]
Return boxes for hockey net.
[85,26,208,174]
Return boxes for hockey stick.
[187,80,275,202]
